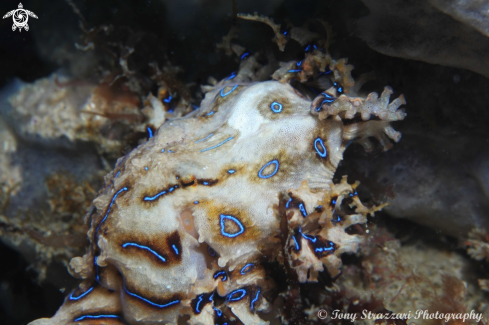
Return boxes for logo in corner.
[3,3,38,32]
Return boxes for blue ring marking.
[214,307,223,317]
[283,30,289,37]
[286,198,292,209]
[314,138,327,158]
[200,137,234,152]
[301,233,317,243]
[287,69,302,73]
[250,288,261,311]
[206,111,215,116]
[270,101,283,113]
[163,95,172,103]
[258,159,279,179]
[220,85,238,97]
[96,187,128,234]
[172,245,179,255]
[240,263,254,275]
[240,52,250,60]
[349,191,358,197]
[305,45,311,52]
[122,243,166,263]
[208,246,216,257]
[147,127,153,138]
[74,315,120,322]
[220,214,245,238]
[226,72,237,80]
[227,169,235,174]
[213,270,227,281]
[195,133,214,143]
[298,203,308,217]
[227,289,247,302]
[144,167,148,171]
[161,149,165,153]
[168,150,175,153]
[203,182,209,186]
[115,171,121,178]
[194,201,199,204]
[69,286,93,301]
[125,286,180,308]
[297,61,302,67]
[292,235,299,251]
[195,295,204,313]
[143,190,167,201]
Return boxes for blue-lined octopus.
[31,62,406,324]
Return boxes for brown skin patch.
[113,230,182,267]
[198,200,262,245]
[248,149,301,185]
[255,90,296,120]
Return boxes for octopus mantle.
[31,79,405,325]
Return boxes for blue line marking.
[220,85,238,97]
[69,286,93,301]
[74,315,119,322]
[194,201,199,204]
[143,190,167,201]
[298,203,307,217]
[314,138,327,158]
[227,289,247,302]
[168,150,175,153]
[172,245,179,255]
[96,187,128,234]
[292,235,299,251]
[122,243,166,263]
[270,101,283,113]
[195,133,214,143]
[287,69,302,73]
[200,137,234,152]
[297,61,302,67]
[240,263,254,274]
[203,182,209,185]
[214,307,223,317]
[258,159,279,179]
[206,111,215,116]
[208,246,217,257]
[315,246,334,253]
[305,45,311,52]
[226,72,236,80]
[286,198,292,208]
[147,127,153,138]
[163,95,172,103]
[228,169,235,174]
[220,214,245,238]
[115,171,120,178]
[241,52,250,60]
[94,256,100,282]
[195,295,203,313]
[301,233,317,243]
[213,270,227,281]
[250,288,260,311]
[125,286,180,308]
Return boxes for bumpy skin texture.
[30,78,405,325]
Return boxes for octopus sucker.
[30,22,406,325]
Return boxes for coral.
[466,228,489,261]
[30,41,406,323]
